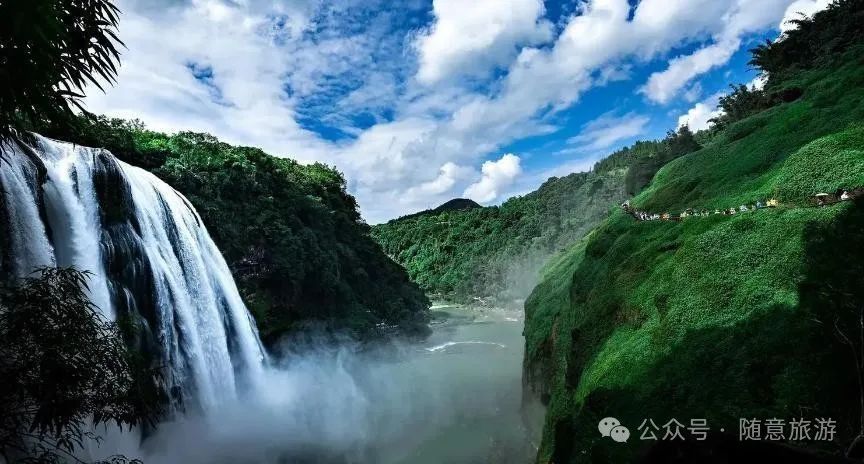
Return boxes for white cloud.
[81,0,809,223]
[750,74,767,90]
[414,0,552,85]
[429,0,797,156]
[568,112,649,151]
[641,39,740,104]
[683,82,703,103]
[641,0,796,104]
[85,0,328,154]
[678,92,724,131]
[405,162,474,197]
[779,0,833,32]
[463,154,523,203]
[676,43,777,133]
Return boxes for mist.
[93,310,536,464]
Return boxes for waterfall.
[0,134,266,412]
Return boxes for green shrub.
[774,125,864,201]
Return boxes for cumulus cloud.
[464,154,523,203]
[677,93,724,131]
[568,112,650,151]
[779,0,833,32]
[414,0,552,85]
[641,0,795,104]
[678,71,772,132]
[84,0,328,156]
[683,82,704,103]
[405,162,474,199]
[641,39,740,104]
[750,74,767,90]
[428,0,798,159]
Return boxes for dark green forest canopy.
[34,117,430,345]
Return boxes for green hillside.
[523,2,864,462]
[372,169,629,302]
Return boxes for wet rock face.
[522,338,553,406]
[93,149,139,228]
[94,159,161,371]
[0,139,52,278]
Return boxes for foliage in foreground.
[749,0,864,85]
[0,0,123,140]
[0,268,160,464]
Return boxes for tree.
[0,268,161,464]
[623,127,701,196]
[707,84,772,130]
[749,0,864,84]
[664,125,700,159]
[0,0,123,140]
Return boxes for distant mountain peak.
[389,198,482,222]
[433,198,481,212]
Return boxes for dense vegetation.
[749,0,864,85]
[0,268,160,464]
[523,2,864,461]
[620,127,701,196]
[372,124,703,303]
[372,169,629,302]
[33,118,431,344]
[396,198,482,221]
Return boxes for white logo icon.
[599,417,630,443]
[598,417,621,437]
[610,425,631,442]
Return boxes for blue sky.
[84,0,831,223]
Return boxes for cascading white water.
[0,143,55,275]
[0,134,266,411]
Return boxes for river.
[397,302,537,463]
[108,302,538,464]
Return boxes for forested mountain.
[372,127,701,303]
[397,198,482,221]
[524,1,864,461]
[372,170,626,302]
[30,118,430,345]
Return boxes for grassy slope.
[372,169,627,302]
[524,50,864,462]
